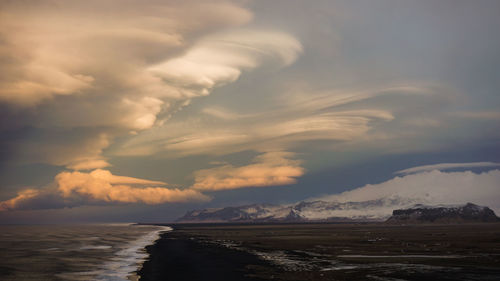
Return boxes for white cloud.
[317,169,500,214]
[120,97,164,130]
[148,29,302,98]
[395,162,500,175]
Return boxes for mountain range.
[177,197,421,223]
[177,199,499,223]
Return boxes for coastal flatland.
[140,223,500,281]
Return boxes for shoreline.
[138,228,271,281]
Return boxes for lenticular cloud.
[318,169,500,213]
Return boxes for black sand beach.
[138,230,270,281]
[139,223,500,281]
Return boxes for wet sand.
[139,223,500,281]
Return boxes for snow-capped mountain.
[386,203,499,223]
[176,196,424,222]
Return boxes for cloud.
[0,169,209,211]
[0,0,253,106]
[395,162,500,175]
[66,159,111,171]
[317,169,500,214]
[64,169,167,186]
[56,169,209,204]
[148,29,302,98]
[13,131,112,170]
[191,152,305,191]
[202,107,255,120]
[0,0,304,173]
[0,189,41,211]
[120,97,165,131]
[0,151,306,211]
[116,84,437,157]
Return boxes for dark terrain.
[138,230,269,281]
[139,223,500,281]
[387,203,499,224]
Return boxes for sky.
[0,0,499,223]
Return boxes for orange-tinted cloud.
[0,189,40,211]
[0,169,209,211]
[191,152,305,191]
[56,169,210,204]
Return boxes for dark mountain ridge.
[386,203,499,224]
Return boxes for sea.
[0,224,170,281]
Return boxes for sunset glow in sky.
[1,0,499,223]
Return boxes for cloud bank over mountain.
[395,162,500,175]
[2,163,498,216]
[316,169,500,214]
[178,169,500,222]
